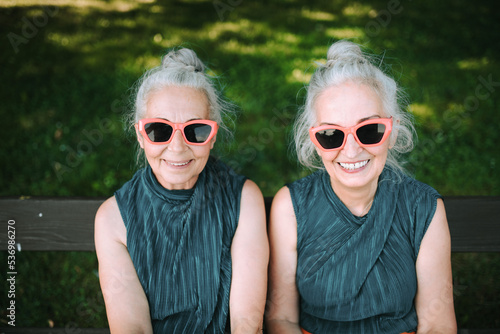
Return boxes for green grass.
[1,0,499,328]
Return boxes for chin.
[327,165,376,190]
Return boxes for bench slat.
[0,197,105,251]
[444,196,500,252]
[1,196,499,252]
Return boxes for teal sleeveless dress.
[115,157,247,333]
[287,167,441,333]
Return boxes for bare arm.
[230,180,269,333]
[415,198,457,333]
[265,187,302,334]
[95,197,153,334]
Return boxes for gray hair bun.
[161,48,205,73]
[325,41,367,68]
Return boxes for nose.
[167,129,187,152]
[341,133,362,158]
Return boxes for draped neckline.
[302,167,401,302]
[321,171,377,226]
[321,168,401,226]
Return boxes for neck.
[330,179,378,217]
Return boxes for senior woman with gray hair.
[95,48,268,333]
[266,41,456,333]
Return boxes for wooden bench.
[1,196,499,333]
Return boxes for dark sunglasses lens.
[144,122,173,143]
[356,123,386,144]
[184,123,213,143]
[315,129,345,149]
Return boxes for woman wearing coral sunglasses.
[266,41,456,333]
[95,48,268,333]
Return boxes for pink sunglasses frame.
[309,117,393,152]
[136,118,218,146]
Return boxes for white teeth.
[169,161,190,166]
[339,160,368,170]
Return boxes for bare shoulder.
[241,179,264,203]
[270,186,295,226]
[421,198,449,249]
[269,186,297,253]
[95,196,126,248]
[272,186,293,210]
[233,179,267,258]
[237,179,266,231]
[96,196,120,219]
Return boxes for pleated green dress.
[115,157,246,333]
[287,167,441,333]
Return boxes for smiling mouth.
[338,160,369,171]
[166,160,192,167]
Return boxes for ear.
[209,135,217,149]
[135,124,145,149]
[389,118,400,149]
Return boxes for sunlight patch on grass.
[149,5,163,13]
[19,115,36,130]
[277,32,300,44]
[287,68,312,84]
[0,0,144,12]
[287,54,334,84]
[125,55,160,73]
[113,17,138,28]
[326,27,364,39]
[221,37,301,56]
[220,39,258,55]
[342,3,372,17]
[457,57,490,70]
[24,7,48,16]
[155,34,185,48]
[47,32,71,46]
[294,46,331,65]
[301,8,337,21]
[47,30,97,50]
[208,19,300,56]
[409,103,434,119]
[206,19,268,40]
[444,102,472,122]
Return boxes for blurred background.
[0,0,499,329]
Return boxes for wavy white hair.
[128,48,234,165]
[294,40,415,174]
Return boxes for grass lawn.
[1,0,499,329]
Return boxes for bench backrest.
[1,196,499,252]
